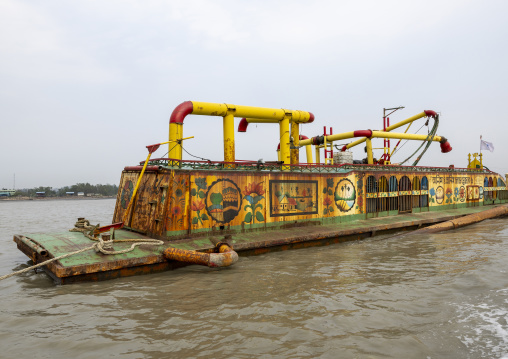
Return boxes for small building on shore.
[0,189,15,197]
[35,192,45,198]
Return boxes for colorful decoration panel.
[113,168,508,239]
[269,180,318,217]
[205,179,242,223]
[334,178,356,212]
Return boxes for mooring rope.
[0,243,97,281]
[0,219,164,282]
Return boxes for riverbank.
[0,196,116,201]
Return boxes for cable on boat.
[396,114,439,166]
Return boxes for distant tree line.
[14,183,119,197]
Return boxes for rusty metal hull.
[13,203,508,284]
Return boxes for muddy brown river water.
[1,198,508,358]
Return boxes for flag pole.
[479,135,484,170]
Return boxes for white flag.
[481,140,494,152]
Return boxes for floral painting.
[242,182,265,223]
[191,177,209,225]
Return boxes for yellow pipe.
[300,131,356,146]
[305,145,313,164]
[315,146,321,164]
[366,138,373,164]
[163,243,239,268]
[243,118,279,124]
[280,117,290,169]
[301,130,442,146]
[170,101,314,164]
[385,111,427,132]
[291,122,300,165]
[168,122,183,160]
[193,102,314,122]
[340,137,363,151]
[370,131,442,142]
[223,113,235,164]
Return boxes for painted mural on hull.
[112,168,508,239]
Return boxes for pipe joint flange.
[311,135,325,146]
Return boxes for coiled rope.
[0,218,164,282]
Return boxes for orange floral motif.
[242,182,265,223]
[191,200,205,212]
[172,206,182,216]
[323,195,334,215]
[243,182,265,196]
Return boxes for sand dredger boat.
[8,101,508,284]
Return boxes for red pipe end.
[424,110,438,118]
[170,101,194,124]
[238,118,248,132]
[299,135,309,140]
[440,140,452,153]
[353,130,373,138]
[277,143,280,150]
[308,112,315,123]
[341,145,347,152]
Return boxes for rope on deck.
[0,220,164,282]
[0,243,96,281]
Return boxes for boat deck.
[13,205,502,284]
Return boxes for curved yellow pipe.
[169,101,314,166]
[163,243,238,268]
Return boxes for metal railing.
[140,158,495,175]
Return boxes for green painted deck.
[13,204,504,284]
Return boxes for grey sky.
[1,0,507,189]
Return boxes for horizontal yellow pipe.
[300,130,441,146]
[371,131,441,142]
[192,101,313,122]
[243,118,279,123]
[300,131,356,146]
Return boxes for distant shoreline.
[0,196,116,201]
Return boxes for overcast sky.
[1,0,507,189]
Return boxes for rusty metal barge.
[11,101,508,284]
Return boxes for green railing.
[142,158,494,175]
